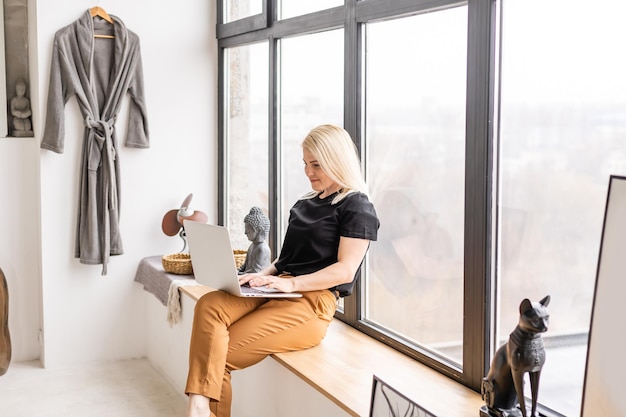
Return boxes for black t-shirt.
[274,191,379,297]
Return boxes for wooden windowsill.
[179,285,483,416]
[180,284,212,302]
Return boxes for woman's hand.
[237,236,371,294]
[237,272,258,286]
[238,273,297,293]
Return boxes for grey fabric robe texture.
[41,10,149,275]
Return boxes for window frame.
[217,0,270,39]
[217,0,496,397]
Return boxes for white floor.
[0,358,187,417]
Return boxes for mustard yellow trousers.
[185,288,337,417]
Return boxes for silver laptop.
[184,220,302,298]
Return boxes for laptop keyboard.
[240,284,281,294]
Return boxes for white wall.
[0,137,42,362]
[0,0,218,368]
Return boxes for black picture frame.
[369,375,437,417]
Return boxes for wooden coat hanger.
[90,6,115,39]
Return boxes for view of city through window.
[364,7,468,365]
[498,1,626,414]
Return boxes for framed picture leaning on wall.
[581,175,626,417]
[369,375,437,417]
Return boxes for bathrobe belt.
[85,115,118,210]
[85,115,118,275]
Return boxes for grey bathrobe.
[41,10,149,275]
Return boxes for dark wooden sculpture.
[0,267,11,376]
[481,295,550,417]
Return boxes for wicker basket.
[162,253,193,275]
[233,250,247,269]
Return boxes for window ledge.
[180,285,483,417]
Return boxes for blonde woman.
[185,124,379,417]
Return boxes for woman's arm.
[241,236,370,293]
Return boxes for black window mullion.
[463,0,497,390]
[268,35,280,258]
[343,0,359,139]
[272,7,344,38]
[340,0,360,324]
[217,45,227,226]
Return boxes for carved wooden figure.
[0,267,11,376]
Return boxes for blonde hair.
[301,124,368,204]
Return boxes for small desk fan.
[160,194,208,275]
[161,193,208,252]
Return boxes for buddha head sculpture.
[243,206,270,243]
[238,207,271,274]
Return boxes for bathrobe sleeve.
[124,36,149,149]
[41,34,75,154]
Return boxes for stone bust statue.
[238,207,271,274]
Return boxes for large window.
[279,0,343,20]
[497,0,626,414]
[279,29,344,235]
[217,1,624,416]
[364,8,468,365]
[224,42,269,250]
[224,0,263,23]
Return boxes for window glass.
[279,0,343,20]
[498,1,626,415]
[225,42,270,250]
[279,29,344,236]
[225,0,263,23]
[364,7,468,365]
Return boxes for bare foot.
[186,394,211,417]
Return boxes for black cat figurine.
[481,295,550,417]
